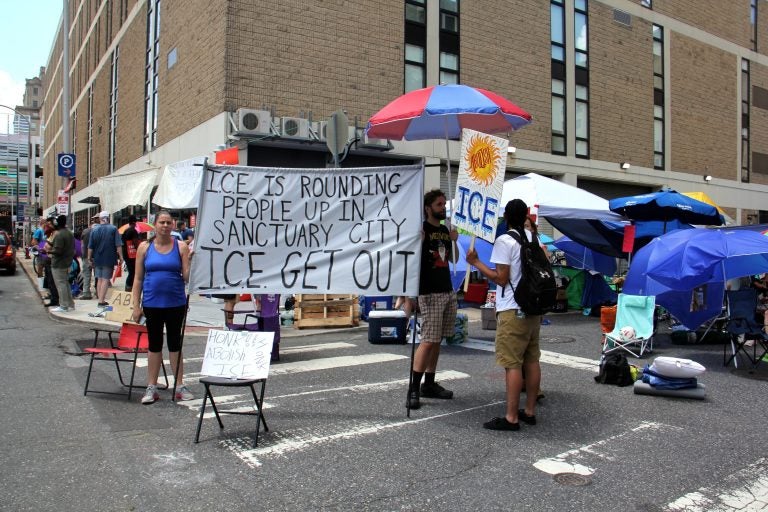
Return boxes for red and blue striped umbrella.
[365,84,532,140]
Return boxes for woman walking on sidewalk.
[131,210,193,404]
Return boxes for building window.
[405,0,426,24]
[439,52,459,84]
[33,87,38,95]
[440,0,458,32]
[551,0,566,155]
[143,0,161,152]
[552,79,566,154]
[641,0,652,8]
[653,24,664,169]
[109,47,119,174]
[551,0,565,62]
[574,0,589,157]
[751,0,758,51]
[405,44,426,92]
[742,59,750,183]
[439,0,459,85]
[32,100,38,108]
[87,86,93,184]
[404,0,427,93]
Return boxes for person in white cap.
[87,211,123,307]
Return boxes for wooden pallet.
[294,294,359,329]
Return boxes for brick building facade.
[39,0,768,226]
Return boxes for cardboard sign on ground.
[104,289,135,322]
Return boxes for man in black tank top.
[408,189,458,410]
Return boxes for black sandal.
[483,417,520,431]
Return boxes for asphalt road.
[2,268,768,512]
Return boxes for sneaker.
[421,382,454,399]
[141,385,160,404]
[405,390,421,409]
[174,385,194,401]
[97,302,109,307]
[78,294,93,300]
[51,306,69,313]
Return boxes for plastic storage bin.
[368,310,407,344]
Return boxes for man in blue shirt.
[87,211,123,307]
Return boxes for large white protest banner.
[201,329,274,380]
[452,129,507,242]
[188,164,424,296]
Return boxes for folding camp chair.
[603,294,656,358]
[724,289,768,368]
[83,322,169,400]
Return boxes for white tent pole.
[444,128,457,276]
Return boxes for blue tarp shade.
[623,229,768,330]
[553,236,617,275]
[609,189,725,226]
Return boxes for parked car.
[0,230,16,275]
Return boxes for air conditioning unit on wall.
[236,108,272,136]
[312,121,328,141]
[280,117,310,139]
[358,131,392,149]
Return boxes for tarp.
[70,180,102,214]
[152,156,206,209]
[99,167,160,214]
[189,164,424,296]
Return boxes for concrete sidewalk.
[17,250,484,338]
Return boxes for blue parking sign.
[58,153,76,177]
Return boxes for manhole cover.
[541,336,576,344]
[553,472,592,486]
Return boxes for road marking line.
[533,421,681,476]
[175,370,470,415]
[220,399,505,468]
[181,353,408,383]
[463,339,600,372]
[664,458,768,511]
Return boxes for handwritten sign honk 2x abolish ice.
[452,129,508,243]
[201,329,274,380]
[188,164,424,296]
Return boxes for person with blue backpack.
[467,199,555,431]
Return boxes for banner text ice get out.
[188,164,424,296]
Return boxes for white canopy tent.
[499,173,625,221]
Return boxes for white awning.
[70,180,102,214]
[100,167,161,214]
[152,156,206,209]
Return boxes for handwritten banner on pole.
[201,329,275,380]
[188,164,424,295]
[452,129,508,242]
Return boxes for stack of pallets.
[294,294,360,329]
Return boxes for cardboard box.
[368,310,407,344]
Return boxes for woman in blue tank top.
[131,211,193,404]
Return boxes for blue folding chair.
[724,289,768,368]
[603,294,656,358]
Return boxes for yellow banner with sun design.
[452,129,508,242]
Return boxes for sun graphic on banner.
[464,134,502,186]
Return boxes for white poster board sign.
[189,164,424,296]
[452,129,508,242]
[201,329,274,380]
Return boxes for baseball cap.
[92,210,110,219]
